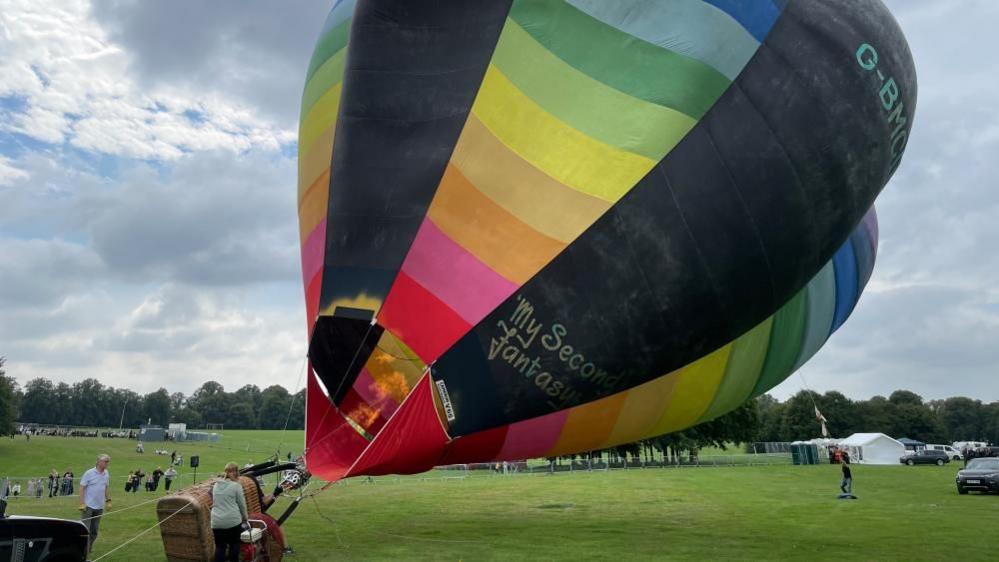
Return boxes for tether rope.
[89,504,186,561]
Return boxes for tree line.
[0,369,304,432]
[757,389,999,445]
[2,362,997,447]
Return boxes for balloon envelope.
[297,0,915,480]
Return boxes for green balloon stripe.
[305,18,351,87]
[699,316,772,423]
[491,19,696,161]
[301,49,347,121]
[509,0,731,119]
[792,261,837,371]
[752,287,808,398]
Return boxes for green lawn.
[2,432,997,560]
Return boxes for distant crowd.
[4,461,182,499]
[4,467,78,498]
[11,425,142,439]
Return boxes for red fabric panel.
[304,372,368,482]
[345,375,449,477]
[439,424,509,465]
[377,272,471,362]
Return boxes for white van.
[953,441,988,454]
[927,444,963,460]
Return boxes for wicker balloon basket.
[156,476,283,562]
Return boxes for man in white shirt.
[79,453,112,554]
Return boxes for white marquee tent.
[838,433,905,465]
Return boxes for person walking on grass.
[211,462,248,562]
[48,469,58,497]
[79,454,112,555]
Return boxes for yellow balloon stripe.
[472,65,656,202]
[299,83,343,158]
[300,50,347,120]
[649,343,733,436]
[451,115,610,244]
[601,371,680,449]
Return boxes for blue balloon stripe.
[702,0,783,43]
[851,222,876,293]
[830,239,859,334]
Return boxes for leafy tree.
[258,385,292,430]
[143,388,172,426]
[233,385,262,422]
[932,397,985,441]
[815,391,856,437]
[172,407,203,428]
[854,395,893,434]
[169,392,186,413]
[0,356,18,434]
[777,390,824,441]
[755,394,785,442]
[71,378,110,426]
[289,389,305,430]
[889,389,925,406]
[227,402,257,429]
[53,382,75,425]
[188,381,229,425]
[20,378,55,424]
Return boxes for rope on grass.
[82,495,164,521]
[89,504,186,561]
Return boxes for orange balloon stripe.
[426,164,565,285]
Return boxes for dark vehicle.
[900,449,950,466]
[1,479,89,562]
[956,458,999,494]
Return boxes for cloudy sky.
[1,1,996,403]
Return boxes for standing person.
[62,467,75,496]
[79,454,112,555]
[170,450,176,465]
[211,462,248,562]
[840,459,852,495]
[48,469,58,497]
[151,466,164,491]
[164,466,177,491]
[133,468,144,493]
[34,477,43,499]
[27,478,36,498]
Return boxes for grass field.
[2,431,998,561]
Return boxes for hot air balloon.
[297,0,915,481]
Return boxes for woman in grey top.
[211,462,248,562]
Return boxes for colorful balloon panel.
[297,0,915,479]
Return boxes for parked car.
[925,443,963,460]
[900,449,950,465]
[956,457,999,494]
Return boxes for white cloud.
[0,156,29,185]
[1,0,996,407]
[0,0,294,160]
